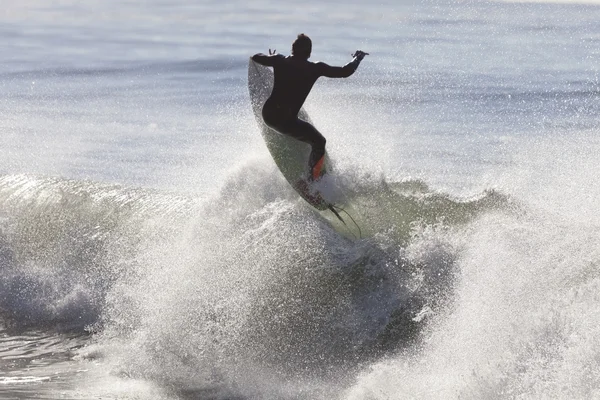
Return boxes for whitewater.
[1,0,600,399]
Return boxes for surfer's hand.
[352,50,369,61]
[269,48,277,55]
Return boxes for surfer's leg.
[282,119,327,180]
[263,104,327,180]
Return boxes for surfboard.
[247,58,333,211]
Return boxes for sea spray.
[88,162,507,397]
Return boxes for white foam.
[0,376,51,384]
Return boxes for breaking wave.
[0,164,510,398]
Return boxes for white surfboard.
[247,58,333,211]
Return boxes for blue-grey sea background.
[1,0,600,398]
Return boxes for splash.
[343,134,600,400]
[0,166,509,398]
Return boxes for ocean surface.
[1,0,600,398]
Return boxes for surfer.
[252,34,368,181]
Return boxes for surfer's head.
[292,33,312,59]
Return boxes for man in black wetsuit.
[252,34,368,181]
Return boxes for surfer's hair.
[292,33,312,59]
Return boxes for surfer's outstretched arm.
[318,50,368,78]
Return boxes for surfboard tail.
[293,179,329,210]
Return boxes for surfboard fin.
[328,204,363,239]
[328,204,346,225]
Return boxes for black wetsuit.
[251,53,361,177]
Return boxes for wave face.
[0,174,194,332]
[0,165,507,398]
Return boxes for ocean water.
[1,0,600,398]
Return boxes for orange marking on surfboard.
[312,155,325,180]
